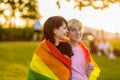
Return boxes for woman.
[27,16,73,80]
[67,19,100,80]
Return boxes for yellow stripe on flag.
[30,53,59,80]
[88,68,100,80]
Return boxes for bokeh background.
[0,0,120,80]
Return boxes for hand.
[86,62,94,77]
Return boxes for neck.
[54,37,60,46]
[69,40,78,46]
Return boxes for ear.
[53,28,58,34]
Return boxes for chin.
[72,39,78,42]
[75,39,80,42]
[61,37,66,40]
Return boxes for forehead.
[60,22,67,27]
[70,24,83,29]
[62,21,66,25]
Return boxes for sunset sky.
[38,0,120,33]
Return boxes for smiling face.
[68,25,83,42]
[54,22,68,41]
[43,16,68,44]
[68,19,83,43]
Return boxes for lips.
[75,36,80,39]
[64,33,67,36]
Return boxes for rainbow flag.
[27,40,71,80]
[78,41,101,80]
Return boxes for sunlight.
[93,1,103,7]
[0,15,6,24]
[15,18,26,27]
[100,3,120,33]
[38,0,120,33]
[11,17,15,23]
[15,11,21,17]
[0,3,6,9]
[4,9,11,16]
[10,17,25,27]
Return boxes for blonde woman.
[67,19,100,80]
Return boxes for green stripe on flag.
[27,68,53,80]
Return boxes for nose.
[76,30,81,34]
[65,28,68,33]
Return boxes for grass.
[0,41,120,80]
[92,54,120,80]
[109,40,120,50]
[0,41,39,80]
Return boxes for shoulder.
[59,42,71,47]
[59,42,73,57]
[60,41,70,45]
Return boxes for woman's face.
[54,22,68,40]
[68,25,83,42]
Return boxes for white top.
[98,41,110,50]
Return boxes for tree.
[0,2,7,26]
[20,0,42,27]
[56,0,120,10]
[0,0,42,28]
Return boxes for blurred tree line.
[0,26,33,41]
[0,0,120,41]
[0,0,42,41]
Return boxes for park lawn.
[109,40,120,50]
[0,41,39,80]
[92,54,120,80]
[0,41,120,80]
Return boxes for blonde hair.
[68,18,83,29]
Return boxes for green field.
[0,41,120,80]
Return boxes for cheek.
[61,30,65,33]
[69,33,74,39]
[67,33,71,37]
[69,32,75,37]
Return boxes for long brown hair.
[43,16,68,44]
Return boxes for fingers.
[88,62,94,70]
